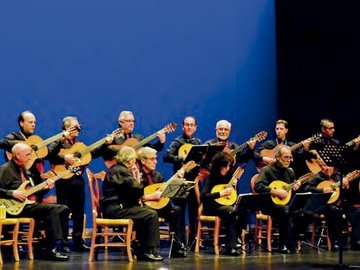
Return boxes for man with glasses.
[163,115,202,248]
[139,147,187,257]
[92,110,166,165]
[254,145,301,253]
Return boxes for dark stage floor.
[1,244,360,270]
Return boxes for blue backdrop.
[0,1,277,227]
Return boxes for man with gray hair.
[101,146,163,261]
[138,147,187,257]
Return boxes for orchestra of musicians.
[0,110,359,261]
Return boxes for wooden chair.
[0,218,20,264]
[250,174,278,252]
[16,218,40,260]
[194,177,221,255]
[86,168,134,262]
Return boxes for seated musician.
[138,146,187,257]
[0,143,70,260]
[101,146,164,261]
[300,160,347,251]
[254,145,300,253]
[200,151,246,256]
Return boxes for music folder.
[161,178,195,199]
[201,144,225,168]
[184,145,208,164]
[286,192,312,213]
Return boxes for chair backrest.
[250,174,259,194]
[193,176,203,216]
[86,168,106,223]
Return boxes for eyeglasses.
[324,126,335,130]
[144,157,157,161]
[281,155,293,160]
[122,119,135,123]
[183,123,196,127]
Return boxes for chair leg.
[26,219,35,260]
[12,222,20,262]
[88,226,97,262]
[267,218,272,252]
[214,219,220,255]
[195,220,201,253]
[126,222,133,262]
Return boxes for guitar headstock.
[252,131,267,142]
[163,123,177,134]
[233,166,245,179]
[68,125,82,134]
[182,160,199,173]
[111,128,125,139]
[68,166,81,174]
[346,169,360,181]
[299,172,315,183]
[310,133,323,144]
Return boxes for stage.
[1,244,359,270]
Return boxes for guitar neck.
[24,169,71,197]
[290,141,304,152]
[227,176,237,188]
[133,132,160,150]
[288,173,314,191]
[79,138,107,157]
[346,138,358,148]
[35,132,65,149]
[230,141,248,157]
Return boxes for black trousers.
[173,188,198,245]
[157,203,186,248]
[56,177,85,245]
[103,204,160,251]
[12,203,70,250]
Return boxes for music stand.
[200,145,225,169]
[183,145,208,164]
[316,144,358,269]
[160,178,195,258]
[233,193,270,253]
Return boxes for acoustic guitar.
[143,160,198,209]
[0,166,80,215]
[316,169,360,204]
[306,135,360,174]
[51,128,124,179]
[109,122,177,152]
[6,126,79,169]
[211,166,244,206]
[258,133,322,172]
[269,172,314,205]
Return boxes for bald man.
[0,143,70,261]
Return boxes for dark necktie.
[146,174,153,185]
[20,168,36,202]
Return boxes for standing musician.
[200,151,245,256]
[254,119,309,174]
[0,111,45,188]
[138,147,187,257]
[254,145,300,253]
[204,120,256,168]
[91,110,166,166]
[101,146,163,261]
[46,116,89,252]
[0,143,70,260]
[163,115,202,246]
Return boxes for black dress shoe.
[138,252,164,261]
[45,250,69,261]
[224,248,241,256]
